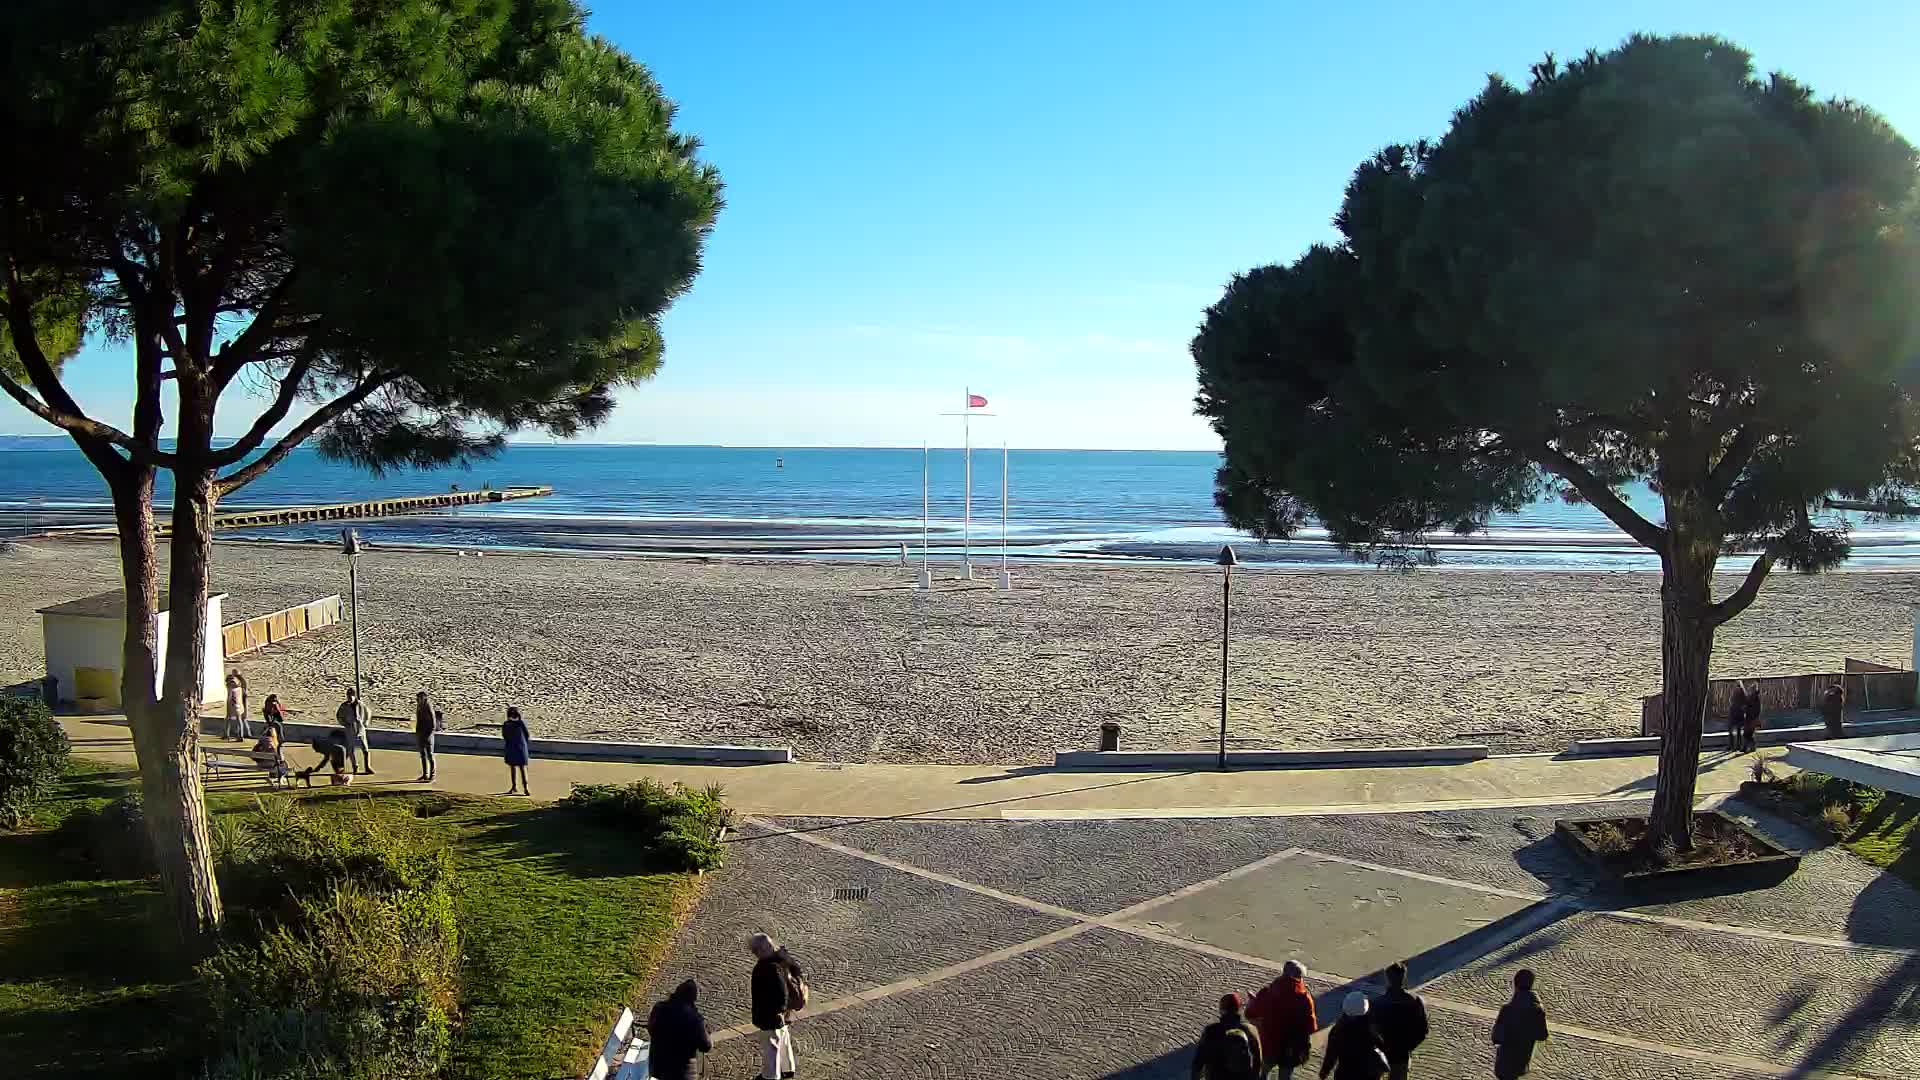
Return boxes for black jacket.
[647,984,711,1080]
[1320,1015,1387,1080]
[1492,991,1549,1078]
[1372,987,1429,1060]
[751,949,802,1030]
[1190,1017,1262,1079]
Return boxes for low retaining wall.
[1639,669,1917,735]
[1569,714,1920,757]
[206,716,791,764]
[1053,745,1489,770]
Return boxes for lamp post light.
[1216,543,1238,771]
[341,528,365,701]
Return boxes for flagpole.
[962,387,973,580]
[919,442,931,590]
[998,441,1012,591]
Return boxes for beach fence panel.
[222,594,343,659]
[1639,668,1917,734]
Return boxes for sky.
[7,1,1920,450]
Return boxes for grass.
[1842,786,1920,891]
[0,760,704,1078]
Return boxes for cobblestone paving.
[1425,911,1919,1077]
[644,805,1916,1079]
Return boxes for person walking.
[1724,683,1748,751]
[223,671,249,741]
[413,691,439,782]
[502,706,531,795]
[1822,682,1846,739]
[1741,681,1764,752]
[1246,961,1316,1078]
[1320,993,1388,1080]
[1192,992,1263,1080]
[1491,969,1549,1079]
[261,693,287,746]
[335,688,373,773]
[750,933,805,1080]
[645,978,712,1080]
[1372,962,1429,1080]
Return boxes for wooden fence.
[1638,664,1917,735]
[222,594,342,659]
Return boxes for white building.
[38,590,228,708]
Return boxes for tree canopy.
[1194,34,1920,845]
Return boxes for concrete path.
[60,715,1765,820]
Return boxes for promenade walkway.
[61,716,1763,820]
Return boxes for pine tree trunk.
[1649,562,1716,850]
[111,464,224,947]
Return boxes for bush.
[55,792,154,876]
[559,779,731,871]
[1820,802,1855,838]
[200,802,459,1080]
[0,696,71,828]
[1583,821,1633,856]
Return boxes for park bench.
[202,745,289,788]
[585,1005,650,1080]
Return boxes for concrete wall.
[1054,745,1489,770]
[249,716,791,765]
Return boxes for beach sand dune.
[3,538,1915,763]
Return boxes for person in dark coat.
[1821,682,1846,739]
[1321,993,1388,1080]
[750,933,802,1079]
[1191,992,1263,1080]
[1724,684,1748,751]
[501,706,531,795]
[646,978,712,1080]
[261,694,287,745]
[1246,961,1316,1078]
[1741,682,1764,752]
[1372,962,1429,1080]
[1491,969,1548,1079]
[413,691,439,783]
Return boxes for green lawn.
[1845,787,1920,891]
[0,761,703,1078]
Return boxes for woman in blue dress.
[502,706,532,795]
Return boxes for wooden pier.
[154,485,554,537]
[1824,496,1920,516]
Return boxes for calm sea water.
[3,440,1916,569]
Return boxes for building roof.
[36,590,229,620]
[1785,734,1920,798]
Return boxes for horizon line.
[0,433,1223,454]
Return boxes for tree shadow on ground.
[1604,750,1741,796]
[456,802,686,880]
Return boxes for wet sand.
[2,537,1916,763]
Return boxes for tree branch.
[1706,424,1762,501]
[1708,549,1776,627]
[212,269,299,390]
[2,267,169,469]
[0,370,138,451]
[1535,441,1668,550]
[214,374,395,495]
[206,352,316,467]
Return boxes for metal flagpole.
[997,442,1012,591]
[918,443,932,590]
[962,388,973,580]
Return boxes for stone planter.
[1555,810,1801,884]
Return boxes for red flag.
[967,393,988,408]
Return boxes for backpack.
[783,963,809,1012]
[1218,1025,1259,1080]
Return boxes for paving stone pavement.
[640,800,1917,1079]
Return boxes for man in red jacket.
[1246,961,1319,1078]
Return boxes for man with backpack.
[1192,992,1264,1080]
[1371,962,1429,1079]
[1320,993,1390,1080]
[749,932,806,1080]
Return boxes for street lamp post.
[341,528,365,701]
[1216,544,1238,771]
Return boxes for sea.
[3,437,1918,570]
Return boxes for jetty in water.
[153,485,555,537]
[1824,496,1920,516]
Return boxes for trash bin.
[40,675,58,708]
[1099,722,1120,752]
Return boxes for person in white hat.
[1320,991,1390,1080]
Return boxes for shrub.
[1820,802,1855,838]
[1582,821,1633,856]
[560,778,731,871]
[200,802,459,1080]
[0,696,71,828]
[55,792,154,876]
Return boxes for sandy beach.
[3,536,1917,763]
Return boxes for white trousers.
[758,1025,795,1079]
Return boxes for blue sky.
[7,1,1919,449]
